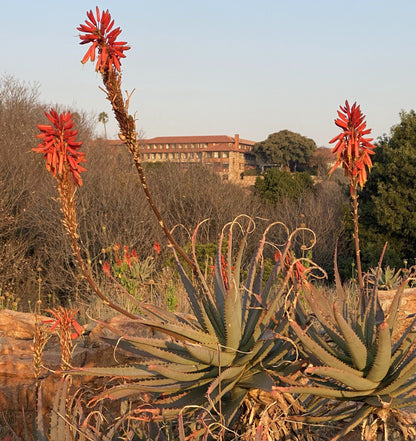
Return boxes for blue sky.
[3,1,416,146]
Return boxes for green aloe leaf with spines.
[276,260,416,441]
[71,217,307,432]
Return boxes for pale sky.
[3,1,416,146]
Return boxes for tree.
[98,111,109,138]
[253,130,317,171]
[254,169,314,203]
[359,109,416,268]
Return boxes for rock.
[0,310,147,438]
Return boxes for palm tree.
[98,112,109,139]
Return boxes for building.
[138,134,256,183]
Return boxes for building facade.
[138,134,256,182]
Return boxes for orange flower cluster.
[44,307,84,340]
[33,109,86,186]
[78,7,130,73]
[329,101,376,189]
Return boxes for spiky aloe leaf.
[329,405,373,441]
[103,336,199,365]
[333,302,368,370]
[224,281,242,350]
[206,365,246,412]
[386,278,408,332]
[365,321,391,382]
[289,320,365,377]
[305,366,379,391]
[174,249,224,340]
[49,379,71,441]
[390,317,416,369]
[274,385,375,399]
[391,394,416,409]
[184,341,236,366]
[137,318,219,346]
[148,364,216,382]
[378,355,416,396]
[237,371,275,391]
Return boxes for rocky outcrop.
[0,309,145,438]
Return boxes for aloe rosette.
[73,217,313,431]
[275,261,416,441]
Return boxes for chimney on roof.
[234,134,240,148]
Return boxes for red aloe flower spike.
[77,7,130,73]
[153,241,161,255]
[103,261,111,276]
[329,100,376,190]
[33,109,86,186]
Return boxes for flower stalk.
[329,101,376,293]
[33,109,139,319]
[77,7,196,273]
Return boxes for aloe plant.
[276,259,416,441]
[73,217,315,437]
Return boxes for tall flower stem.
[78,8,196,273]
[351,189,364,292]
[57,173,138,319]
[101,72,196,273]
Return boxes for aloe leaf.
[213,230,227,312]
[333,303,368,370]
[391,316,416,366]
[363,394,393,408]
[290,320,365,377]
[391,395,416,409]
[107,337,199,365]
[184,342,236,367]
[206,365,246,410]
[365,321,391,382]
[378,356,416,396]
[173,259,219,337]
[138,318,219,346]
[306,366,379,391]
[72,365,155,377]
[386,278,408,331]
[274,385,373,399]
[330,405,373,441]
[49,379,70,441]
[148,364,216,382]
[200,294,226,342]
[155,386,208,409]
[333,243,347,303]
[222,386,248,427]
[238,371,275,391]
[224,282,242,350]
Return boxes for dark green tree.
[253,129,317,171]
[254,169,314,203]
[359,109,416,268]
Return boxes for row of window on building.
[141,143,251,150]
[142,151,231,160]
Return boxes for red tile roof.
[140,135,255,146]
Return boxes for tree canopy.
[254,169,314,203]
[253,130,317,171]
[359,109,416,268]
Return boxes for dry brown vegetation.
[0,75,348,311]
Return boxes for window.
[151,153,155,159]
[223,163,229,170]
[213,152,219,158]
[206,152,212,158]
[222,152,229,158]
